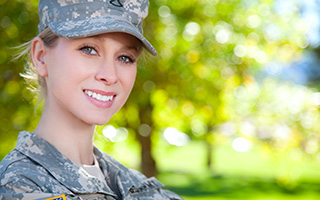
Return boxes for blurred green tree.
[119,0,307,176]
[0,0,39,158]
[0,0,310,178]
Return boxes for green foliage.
[1,0,318,196]
[228,78,320,155]
[99,0,310,165]
[124,0,307,141]
[0,0,39,158]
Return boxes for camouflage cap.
[38,0,157,56]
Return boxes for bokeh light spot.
[164,127,190,146]
[232,138,252,152]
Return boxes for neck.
[34,100,96,165]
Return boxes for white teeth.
[97,94,102,101]
[85,90,114,102]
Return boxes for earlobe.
[31,37,48,77]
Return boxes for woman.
[0,0,182,199]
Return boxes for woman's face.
[42,32,140,125]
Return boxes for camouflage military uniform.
[0,131,182,200]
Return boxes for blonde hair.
[15,28,58,101]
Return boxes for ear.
[31,37,48,77]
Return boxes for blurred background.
[1,0,320,199]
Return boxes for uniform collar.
[15,131,117,197]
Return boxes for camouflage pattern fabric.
[0,131,182,200]
[38,0,157,56]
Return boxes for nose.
[95,61,118,85]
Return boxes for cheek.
[50,54,90,77]
[123,68,137,90]
[45,61,84,93]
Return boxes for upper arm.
[0,177,74,200]
[0,175,48,200]
[0,159,73,200]
[1,169,43,192]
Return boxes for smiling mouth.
[84,90,114,102]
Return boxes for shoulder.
[94,147,183,199]
[0,149,60,193]
[0,150,43,194]
[118,173,183,200]
[1,149,44,184]
[0,149,29,178]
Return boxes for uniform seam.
[0,150,26,177]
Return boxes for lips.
[83,89,116,108]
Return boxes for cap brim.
[48,16,157,56]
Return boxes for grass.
[100,137,320,199]
[159,172,320,200]
[153,140,320,200]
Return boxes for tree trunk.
[206,127,215,172]
[137,133,157,177]
[206,140,213,170]
[137,100,157,177]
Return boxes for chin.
[80,110,118,126]
[94,121,110,126]
[82,116,112,126]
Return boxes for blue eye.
[118,55,135,64]
[79,46,98,56]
